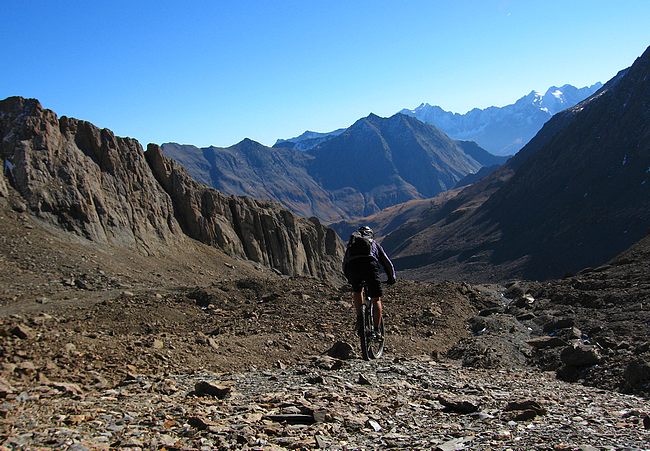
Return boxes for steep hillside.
[163,114,497,222]
[162,140,347,223]
[0,97,344,280]
[383,46,650,282]
[402,83,602,156]
[146,144,342,279]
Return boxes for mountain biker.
[342,226,396,338]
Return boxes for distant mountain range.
[401,83,602,156]
[276,83,601,156]
[162,114,506,222]
[341,47,649,282]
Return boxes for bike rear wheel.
[359,298,385,360]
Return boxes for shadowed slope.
[383,46,650,282]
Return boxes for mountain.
[381,47,650,282]
[0,97,344,280]
[273,128,346,151]
[401,83,602,156]
[307,113,483,216]
[163,113,500,222]
[161,140,347,222]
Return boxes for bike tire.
[359,303,371,361]
[359,297,385,360]
[367,301,385,359]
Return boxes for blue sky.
[2,1,649,147]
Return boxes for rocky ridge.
[145,144,341,280]
[0,97,343,279]
[0,97,180,251]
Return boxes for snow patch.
[552,89,564,99]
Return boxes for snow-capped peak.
[398,83,602,155]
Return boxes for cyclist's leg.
[347,262,365,327]
[371,297,382,331]
[352,291,363,317]
[366,264,383,331]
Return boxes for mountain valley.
[0,46,649,450]
[336,46,650,284]
[0,183,648,448]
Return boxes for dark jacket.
[343,239,396,281]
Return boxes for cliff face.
[0,97,180,253]
[145,144,343,279]
[0,97,344,280]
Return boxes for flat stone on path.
[194,381,232,398]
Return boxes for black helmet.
[357,226,374,238]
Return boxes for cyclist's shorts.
[346,259,383,298]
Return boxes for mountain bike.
[358,282,385,360]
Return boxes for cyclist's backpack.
[347,232,373,259]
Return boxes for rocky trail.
[3,355,649,450]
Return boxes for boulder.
[10,324,35,340]
[622,359,650,392]
[504,400,547,417]
[527,336,567,349]
[325,341,355,360]
[194,381,232,399]
[437,394,479,414]
[560,343,601,367]
[543,317,575,333]
[504,282,525,299]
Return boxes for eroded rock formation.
[146,144,343,279]
[0,97,180,252]
[0,97,343,279]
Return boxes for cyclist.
[342,226,396,338]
